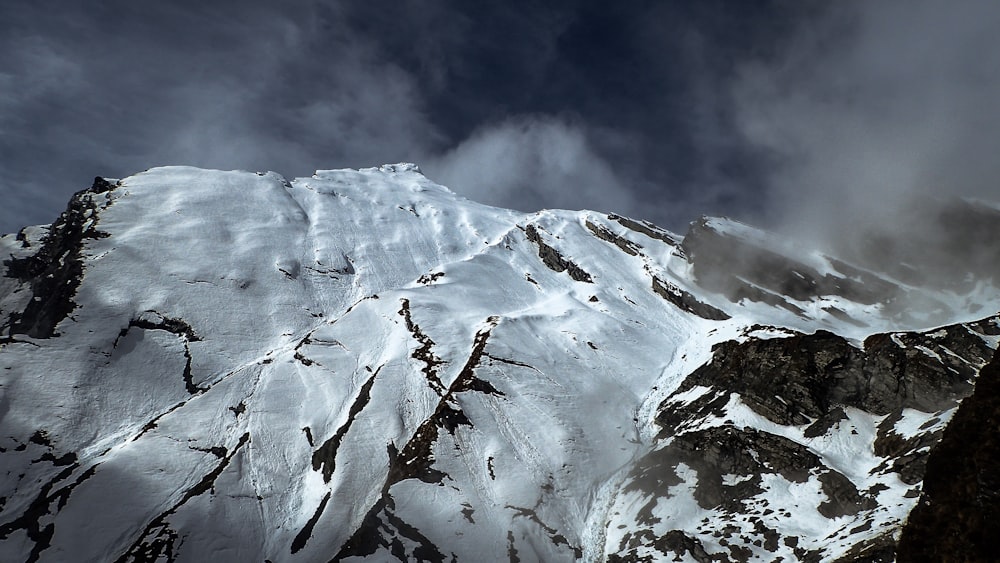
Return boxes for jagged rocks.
[2,177,115,338]
[611,315,1000,562]
[311,368,379,483]
[330,319,507,561]
[524,224,593,283]
[585,220,641,256]
[896,348,1000,561]
[581,217,730,320]
[665,319,996,429]
[651,276,730,321]
[607,213,682,250]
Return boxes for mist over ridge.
[3,0,998,260]
[729,1,1000,274]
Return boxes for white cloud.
[422,117,638,216]
[731,0,1000,250]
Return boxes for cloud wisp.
[730,0,1000,258]
[3,0,998,281]
[0,1,788,234]
[422,117,638,218]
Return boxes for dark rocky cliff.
[608,316,999,562]
[896,346,1000,561]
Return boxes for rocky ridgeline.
[0,167,997,562]
[607,316,999,562]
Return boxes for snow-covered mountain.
[0,164,997,562]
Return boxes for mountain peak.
[1,167,997,562]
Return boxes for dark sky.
[2,1,999,243]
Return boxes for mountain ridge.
[0,164,997,562]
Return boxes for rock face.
[605,318,998,562]
[671,320,996,427]
[896,345,1000,561]
[2,177,114,339]
[0,165,997,562]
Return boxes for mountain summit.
[1,165,997,562]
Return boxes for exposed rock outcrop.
[896,345,1000,561]
[609,315,999,562]
[2,177,115,338]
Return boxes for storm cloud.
[0,1,802,234]
[0,1,440,232]
[1,0,997,255]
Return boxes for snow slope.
[0,165,996,562]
